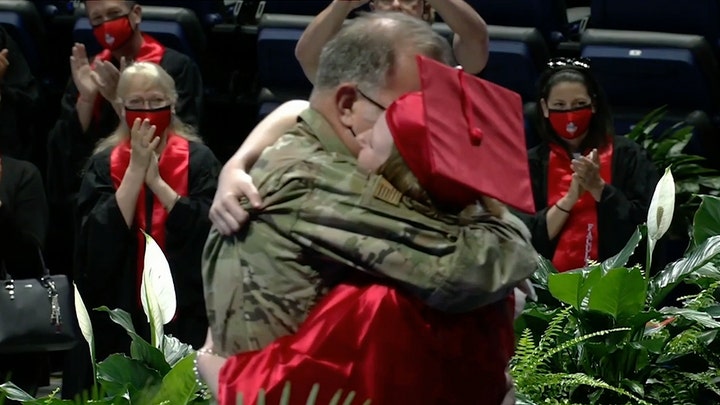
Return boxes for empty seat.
[589,0,720,52]
[465,0,568,46]
[138,0,224,27]
[256,14,314,119]
[481,25,550,103]
[581,29,720,117]
[257,0,331,17]
[0,0,45,75]
[73,5,206,60]
[581,29,720,162]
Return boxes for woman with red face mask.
[518,58,659,273]
[71,62,220,392]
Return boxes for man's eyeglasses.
[546,57,591,71]
[356,88,387,111]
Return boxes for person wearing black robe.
[60,50,208,398]
[45,0,203,281]
[518,59,658,272]
[0,156,49,400]
[0,26,40,162]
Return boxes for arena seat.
[256,13,314,119]
[464,0,569,46]
[581,29,720,161]
[0,0,45,75]
[73,5,206,60]
[257,0,331,17]
[589,0,720,52]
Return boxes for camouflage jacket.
[203,109,538,356]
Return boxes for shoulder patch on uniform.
[373,177,402,206]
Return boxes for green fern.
[236,382,371,405]
[512,308,643,404]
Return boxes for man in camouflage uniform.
[202,12,537,357]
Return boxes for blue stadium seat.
[73,5,206,60]
[138,0,224,27]
[464,0,568,46]
[481,25,549,103]
[589,0,720,52]
[257,0,331,17]
[256,14,314,119]
[0,0,45,75]
[581,29,720,160]
[581,29,720,118]
[434,23,549,102]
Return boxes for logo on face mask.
[548,106,593,140]
[92,15,134,51]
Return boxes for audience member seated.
[518,57,659,272]
[67,61,219,398]
[0,155,49,401]
[295,0,490,80]
[0,25,40,162]
[44,0,203,314]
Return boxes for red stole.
[547,140,613,272]
[110,134,190,299]
[85,34,166,125]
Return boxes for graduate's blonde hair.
[94,61,201,154]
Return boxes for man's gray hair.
[314,12,453,92]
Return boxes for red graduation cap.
[385,55,535,214]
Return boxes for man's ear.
[336,84,358,128]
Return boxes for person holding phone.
[70,61,220,395]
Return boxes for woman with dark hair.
[520,57,659,272]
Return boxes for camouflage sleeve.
[245,147,539,313]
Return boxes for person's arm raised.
[427,0,489,74]
[295,0,369,84]
[208,100,309,235]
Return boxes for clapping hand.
[70,43,98,100]
[571,149,604,200]
[129,118,160,171]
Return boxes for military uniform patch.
[373,177,402,206]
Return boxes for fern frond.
[535,328,631,371]
[538,307,571,353]
[542,373,652,405]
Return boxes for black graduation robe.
[74,140,220,356]
[45,40,203,279]
[0,26,40,161]
[518,135,659,266]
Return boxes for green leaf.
[661,307,720,329]
[131,337,171,376]
[587,268,647,321]
[650,235,720,306]
[97,354,162,398]
[693,195,720,247]
[548,271,584,308]
[148,354,201,405]
[162,335,195,367]
[95,307,137,336]
[621,378,645,397]
[602,227,644,271]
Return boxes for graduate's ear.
[129,3,142,27]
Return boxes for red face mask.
[125,106,173,138]
[548,106,593,140]
[92,15,134,51]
